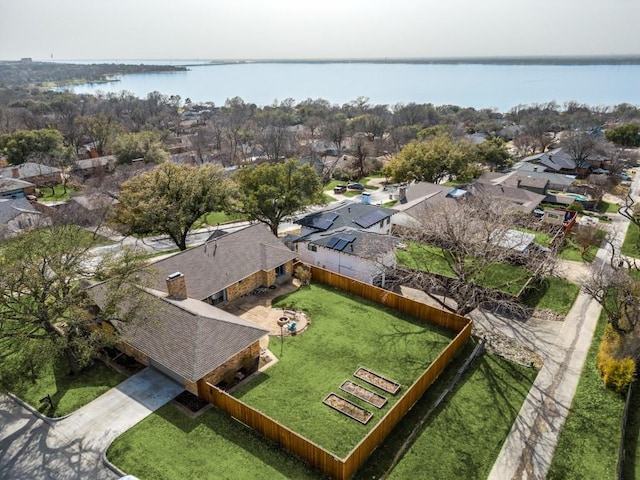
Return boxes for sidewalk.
[487,292,601,480]
[488,172,640,479]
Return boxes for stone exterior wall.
[198,341,262,388]
[224,261,293,301]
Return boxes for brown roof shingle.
[150,223,298,300]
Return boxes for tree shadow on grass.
[152,403,329,479]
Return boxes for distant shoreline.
[204,56,640,66]
[6,55,640,67]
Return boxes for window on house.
[386,217,390,225]
[275,265,285,276]
[308,244,317,252]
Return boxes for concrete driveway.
[0,368,183,480]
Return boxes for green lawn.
[233,284,455,457]
[548,312,625,479]
[108,403,326,480]
[39,184,78,202]
[197,211,247,227]
[356,348,537,480]
[622,224,640,258]
[521,276,580,315]
[623,380,640,479]
[9,358,125,417]
[397,242,533,296]
[558,230,604,263]
[513,227,554,247]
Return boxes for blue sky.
[1,0,639,60]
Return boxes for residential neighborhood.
[2,66,640,480]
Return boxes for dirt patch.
[340,380,387,408]
[354,367,401,395]
[323,393,373,424]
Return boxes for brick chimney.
[12,167,20,178]
[166,272,187,299]
[398,185,407,202]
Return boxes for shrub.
[596,324,636,393]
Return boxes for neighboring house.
[149,223,298,305]
[477,171,550,196]
[72,156,116,180]
[0,197,46,238]
[60,192,117,227]
[509,162,576,191]
[296,203,396,237]
[91,282,269,395]
[295,226,398,285]
[466,182,545,214]
[0,176,36,199]
[0,162,64,185]
[521,148,581,175]
[391,182,466,228]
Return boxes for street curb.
[6,392,71,424]
[102,446,127,477]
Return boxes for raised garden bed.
[323,393,373,424]
[339,380,387,408]
[354,367,401,395]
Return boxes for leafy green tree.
[0,128,67,165]
[112,130,168,164]
[605,124,640,148]
[232,159,323,235]
[475,137,512,171]
[382,134,477,184]
[111,163,232,250]
[0,225,148,379]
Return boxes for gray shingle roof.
[467,182,545,213]
[296,203,396,232]
[0,198,39,223]
[0,162,62,180]
[150,223,297,300]
[521,148,576,172]
[0,177,34,194]
[301,227,398,259]
[93,286,268,383]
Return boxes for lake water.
[64,62,640,112]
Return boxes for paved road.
[0,368,183,480]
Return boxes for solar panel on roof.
[326,237,340,249]
[334,238,350,251]
[354,210,388,228]
[311,212,338,230]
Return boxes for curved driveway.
[0,368,183,480]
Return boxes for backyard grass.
[521,276,580,315]
[39,184,78,202]
[379,352,537,480]
[9,358,125,417]
[557,230,605,263]
[548,312,625,479]
[108,403,326,480]
[622,224,640,258]
[397,242,533,296]
[233,284,455,458]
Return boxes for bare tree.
[390,195,555,316]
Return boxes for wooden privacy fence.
[202,265,471,479]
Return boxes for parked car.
[347,182,365,191]
[333,184,346,194]
[618,172,632,181]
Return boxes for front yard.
[396,242,534,296]
[108,404,325,480]
[622,223,640,258]
[5,356,125,417]
[233,284,455,458]
[548,312,625,479]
